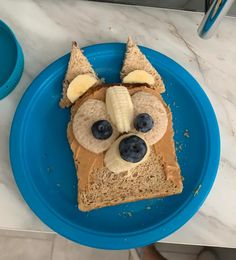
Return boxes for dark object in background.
[88,0,236,16]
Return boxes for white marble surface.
[0,0,236,248]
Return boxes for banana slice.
[106,86,134,133]
[67,74,97,103]
[72,99,119,153]
[123,70,155,85]
[104,134,150,173]
[132,91,168,145]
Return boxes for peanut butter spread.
[67,84,180,190]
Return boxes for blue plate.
[10,43,220,249]
[0,20,24,99]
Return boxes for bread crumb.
[47,167,53,174]
[56,183,61,187]
[181,176,185,182]
[146,206,151,210]
[172,101,179,108]
[176,143,183,152]
[119,211,133,218]
[194,184,202,196]
[183,129,190,138]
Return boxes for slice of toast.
[68,85,182,211]
[65,38,182,211]
[59,42,100,108]
[121,37,165,93]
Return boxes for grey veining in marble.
[0,0,236,248]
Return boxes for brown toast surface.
[67,84,182,211]
[121,37,165,93]
[60,41,100,108]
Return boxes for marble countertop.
[0,0,236,248]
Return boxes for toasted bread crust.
[121,36,165,93]
[68,85,182,211]
[60,42,100,108]
[64,39,182,211]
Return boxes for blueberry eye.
[134,113,154,133]
[91,120,113,140]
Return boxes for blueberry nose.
[119,135,147,163]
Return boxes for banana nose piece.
[106,86,134,133]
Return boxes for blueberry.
[134,113,154,133]
[119,135,147,163]
[91,120,113,140]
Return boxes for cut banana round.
[106,86,134,133]
[104,134,150,174]
[132,91,168,145]
[73,99,119,153]
[123,70,155,85]
[67,74,97,103]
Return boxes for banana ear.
[60,42,101,108]
[120,36,165,93]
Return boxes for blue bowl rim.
[0,20,24,99]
